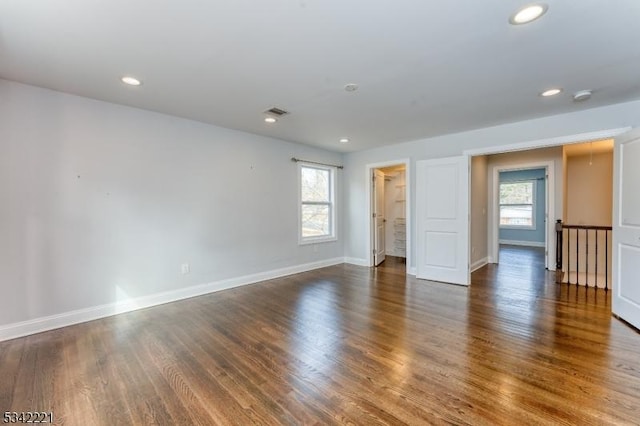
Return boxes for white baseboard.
[499,239,545,248]
[0,257,345,342]
[471,257,489,272]
[408,267,417,276]
[487,256,496,264]
[344,257,370,267]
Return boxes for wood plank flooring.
[1,248,640,425]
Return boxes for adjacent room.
[2,1,640,425]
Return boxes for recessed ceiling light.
[540,88,562,97]
[121,76,142,86]
[344,83,359,92]
[339,138,350,143]
[264,117,277,123]
[510,3,548,25]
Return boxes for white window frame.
[298,162,337,245]
[499,179,537,230]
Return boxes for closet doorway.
[370,163,408,268]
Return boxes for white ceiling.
[2,1,640,153]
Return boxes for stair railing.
[555,220,612,290]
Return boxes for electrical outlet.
[181,263,190,274]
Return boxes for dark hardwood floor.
[1,250,639,425]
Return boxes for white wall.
[344,100,640,271]
[0,79,344,331]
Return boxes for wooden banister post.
[555,220,564,283]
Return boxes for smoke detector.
[573,90,592,102]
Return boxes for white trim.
[465,128,629,280]
[0,257,344,342]
[298,162,338,245]
[471,257,489,272]
[365,159,412,271]
[344,257,369,266]
[467,127,629,274]
[407,267,417,276]
[498,179,537,230]
[499,240,546,247]
[463,127,631,157]
[490,161,555,270]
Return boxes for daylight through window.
[299,164,336,243]
[499,180,536,229]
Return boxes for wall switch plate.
[181,263,190,274]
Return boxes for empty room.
[2,1,640,425]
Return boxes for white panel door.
[373,169,386,265]
[416,156,469,285]
[612,128,640,330]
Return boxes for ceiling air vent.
[265,107,289,117]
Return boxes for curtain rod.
[291,157,344,169]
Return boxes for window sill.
[299,236,338,245]
[499,225,537,231]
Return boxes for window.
[299,163,337,244]
[499,180,536,229]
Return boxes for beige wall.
[565,152,613,226]
[470,156,488,269]
[560,150,613,286]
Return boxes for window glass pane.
[301,167,330,202]
[500,205,533,226]
[301,204,330,237]
[500,182,533,205]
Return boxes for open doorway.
[493,165,550,268]
[469,139,615,286]
[469,148,558,273]
[368,162,409,270]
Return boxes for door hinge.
[373,249,377,255]
[373,213,377,218]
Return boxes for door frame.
[366,159,411,269]
[464,127,631,276]
[490,162,554,269]
[373,169,386,266]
